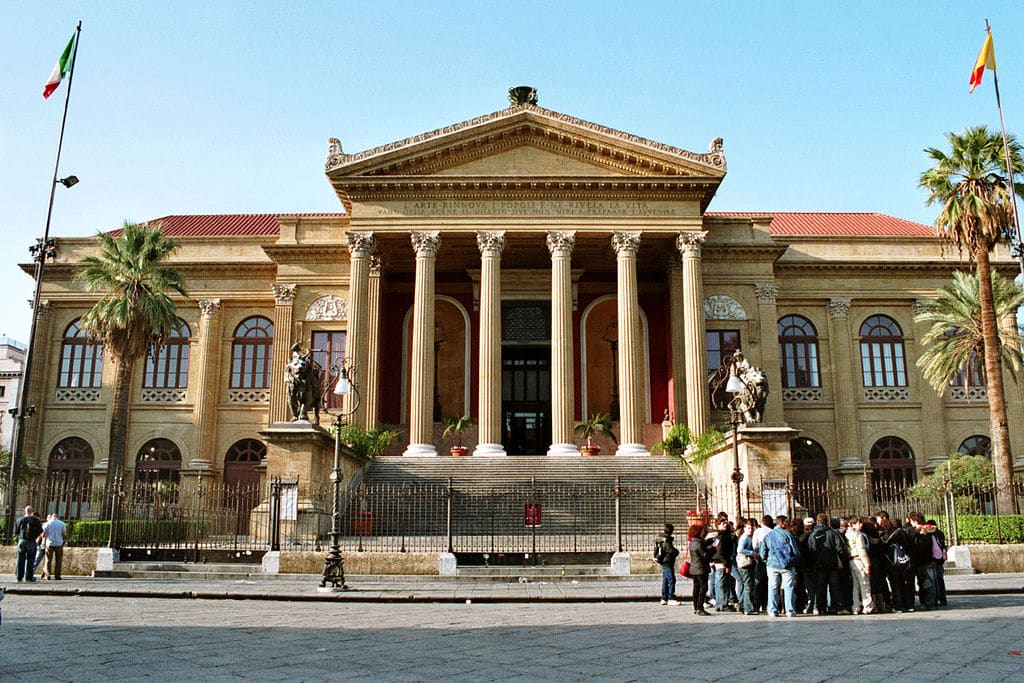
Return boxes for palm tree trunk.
[975,247,1018,514]
[103,358,135,519]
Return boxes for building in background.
[0,337,27,453]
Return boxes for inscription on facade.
[368,200,685,218]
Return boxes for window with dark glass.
[134,438,182,485]
[230,316,274,389]
[958,435,991,457]
[778,315,820,388]
[869,436,916,495]
[59,319,103,388]
[46,437,94,519]
[144,319,191,389]
[706,329,740,409]
[859,315,907,387]
[311,330,347,412]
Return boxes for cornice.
[341,176,719,199]
[33,263,278,281]
[327,105,726,178]
[261,245,348,264]
[774,260,1020,275]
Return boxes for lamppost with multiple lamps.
[319,356,359,591]
[725,371,747,519]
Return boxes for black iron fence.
[3,472,1022,552]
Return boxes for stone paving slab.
[2,571,1022,603]
[1,593,1023,681]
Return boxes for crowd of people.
[652,510,948,616]
[12,505,68,583]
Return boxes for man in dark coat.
[13,506,44,583]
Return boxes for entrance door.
[501,347,551,455]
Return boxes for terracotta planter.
[450,446,469,457]
[350,513,373,536]
[581,445,601,456]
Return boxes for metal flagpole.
[4,22,83,542]
[985,20,1024,279]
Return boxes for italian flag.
[969,33,996,94]
[43,33,77,99]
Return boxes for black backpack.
[19,516,42,541]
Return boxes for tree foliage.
[907,453,994,502]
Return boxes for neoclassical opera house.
[24,87,1023,500]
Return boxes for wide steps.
[96,562,264,580]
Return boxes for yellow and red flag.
[970,33,996,93]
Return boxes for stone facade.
[17,95,1024,503]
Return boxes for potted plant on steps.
[574,412,618,456]
[652,422,725,523]
[442,414,474,457]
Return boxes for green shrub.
[67,519,209,546]
[955,514,1024,544]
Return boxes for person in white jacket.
[846,517,876,614]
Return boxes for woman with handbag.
[687,523,711,616]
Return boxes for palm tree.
[920,125,1024,513]
[77,222,187,509]
[915,270,1024,396]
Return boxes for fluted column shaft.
[404,232,440,456]
[828,298,862,469]
[190,299,222,469]
[269,284,297,424]
[613,231,648,456]
[475,231,507,456]
[547,231,579,456]
[668,260,686,423]
[365,255,383,429]
[346,232,375,429]
[24,301,54,470]
[678,232,710,435]
[754,282,784,423]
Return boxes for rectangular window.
[707,329,740,408]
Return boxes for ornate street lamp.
[725,368,747,518]
[319,356,359,592]
[602,320,619,421]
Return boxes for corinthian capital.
[273,284,297,305]
[476,230,506,256]
[546,230,576,257]
[198,298,222,319]
[347,231,376,257]
[611,231,642,258]
[676,231,708,258]
[828,297,852,319]
[369,254,384,276]
[754,282,779,304]
[411,231,441,257]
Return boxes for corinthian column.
[828,297,863,473]
[678,232,709,435]
[404,231,440,456]
[365,255,383,429]
[346,232,375,428]
[269,284,297,424]
[612,231,648,456]
[190,299,222,469]
[475,231,507,456]
[546,231,579,456]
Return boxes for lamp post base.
[319,548,348,591]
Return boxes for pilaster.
[189,298,223,470]
[754,282,784,423]
[667,260,686,423]
[365,255,383,429]
[827,297,863,473]
[24,301,53,469]
[269,284,297,424]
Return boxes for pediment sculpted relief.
[704,295,747,320]
[305,295,348,321]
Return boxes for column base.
[615,443,650,457]
[403,443,438,457]
[547,443,580,457]
[472,443,507,457]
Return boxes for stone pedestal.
[703,423,798,519]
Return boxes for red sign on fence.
[524,503,542,528]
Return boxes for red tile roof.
[123,212,933,239]
[707,212,935,237]
[135,214,347,238]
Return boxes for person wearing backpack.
[807,513,849,615]
[883,520,917,613]
[759,514,800,617]
[654,523,681,606]
[13,506,44,583]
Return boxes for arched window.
[778,315,820,388]
[135,438,182,485]
[46,437,94,519]
[859,315,907,388]
[950,349,985,388]
[59,319,103,388]
[958,435,991,457]
[144,319,191,388]
[223,439,265,488]
[869,436,916,495]
[231,316,274,389]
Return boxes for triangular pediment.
[326,104,727,180]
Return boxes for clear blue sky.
[2,2,1022,341]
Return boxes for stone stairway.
[97,562,265,580]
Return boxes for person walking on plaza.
[13,506,44,583]
[41,511,69,580]
[654,523,680,605]
[759,514,801,617]
[687,523,711,616]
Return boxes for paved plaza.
[1,580,1023,681]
